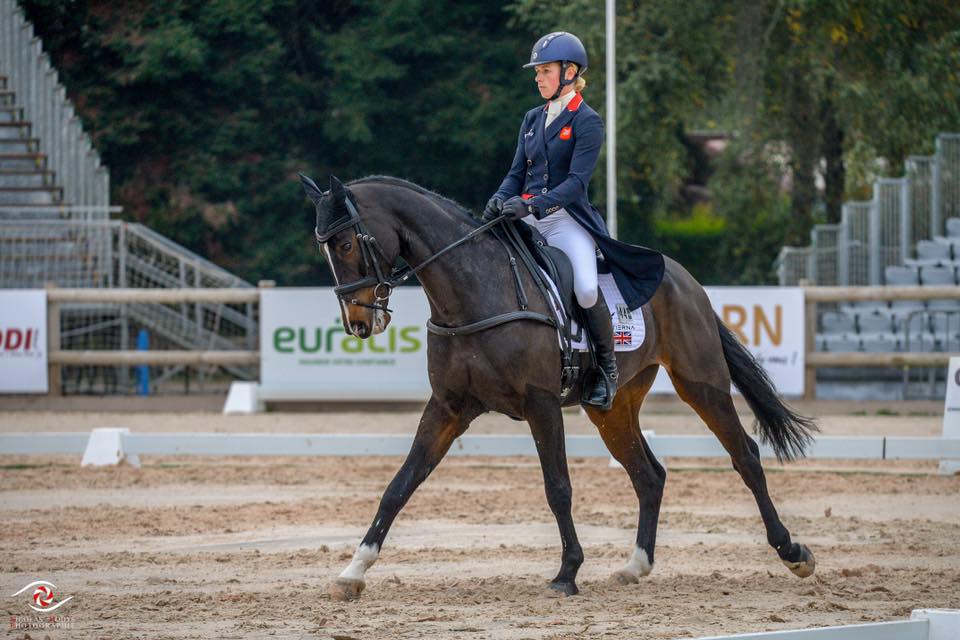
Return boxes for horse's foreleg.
[330,397,479,601]
[525,388,584,596]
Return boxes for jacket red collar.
[543,92,583,112]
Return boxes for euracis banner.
[260,288,430,400]
[0,290,48,393]
[259,286,805,400]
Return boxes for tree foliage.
[18,0,960,285]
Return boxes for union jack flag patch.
[614,329,632,346]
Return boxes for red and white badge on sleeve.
[559,126,572,140]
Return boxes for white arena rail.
[694,609,957,640]
[1,432,958,468]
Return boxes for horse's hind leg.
[667,370,816,578]
[584,364,666,584]
[330,396,482,601]
[525,387,584,595]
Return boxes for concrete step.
[0,121,30,138]
[0,138,39,153]
[0,186,63,205]
[0,153,46,170]
[0,170,56,187]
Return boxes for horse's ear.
[328,175,346,204]
[299,173,324,204]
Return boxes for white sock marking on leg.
[339,543,380,581]
[622,546,652,578]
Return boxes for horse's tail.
[715,313,817,461]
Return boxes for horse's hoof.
[329,577,365,601]
[612,569,640,585]
[783,544,816,578]
[548,580,579,596]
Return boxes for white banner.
[0,290,48,393]
[260,286,804,401]
[650,286,805,396]
[260,288,431,400]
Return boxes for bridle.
[314,191,506,316]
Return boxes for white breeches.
[523,208,599,308]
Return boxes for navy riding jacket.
[494,93,664,311]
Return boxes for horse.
[299,173,818,601]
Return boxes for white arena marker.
[941,357,960,475]
[223,381,263,415]
[81,428,140,468]
[912,609,960,640]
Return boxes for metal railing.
[0,0,109,208]
[1,215,257,393]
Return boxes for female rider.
[483,31,618,410]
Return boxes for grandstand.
[0,0,256,394]
[777,134,960,393]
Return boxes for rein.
[316,195,506,313]
[315,192,558,342]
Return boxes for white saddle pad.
[541,270,645,352]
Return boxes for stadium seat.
[933,236,960,258]
[892,310,928,334]
[947,217,960,238]
[921,264,957,285]
[884,264,920,285]
[823,334,860,352]
[921,265,960,310]
[821,310,855,334]
[929,312,960,335]
[916,240,951,262]
[857,311,892,333]
[861,333,899,352]
[902,332,933,352]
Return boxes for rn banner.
[260,286,805,401]
[0,290,48,393]
[649,286,806,396]
[260,288,430,400]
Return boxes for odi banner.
[260,286,805,400]
[0,290,48,393]
[260,288,431,400]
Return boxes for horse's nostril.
[351,322,369,337]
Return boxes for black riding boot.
[581,292,618,411]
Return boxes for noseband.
[315,192,506,314]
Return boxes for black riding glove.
[482,196,503,221]
[501,195,535,220]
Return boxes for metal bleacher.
[1,1,257,394]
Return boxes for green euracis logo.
[273,319,422,354]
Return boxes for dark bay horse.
[300,174,817,601]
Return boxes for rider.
[483,31,618,410]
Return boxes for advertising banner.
[650,286,805,396]
[261,286,805,401]
[260,288,431,400]
[0,290,48,393]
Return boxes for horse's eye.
[340,241,352,252]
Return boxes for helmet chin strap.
[549,61,577,101]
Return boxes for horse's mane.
[348,175,480,227]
